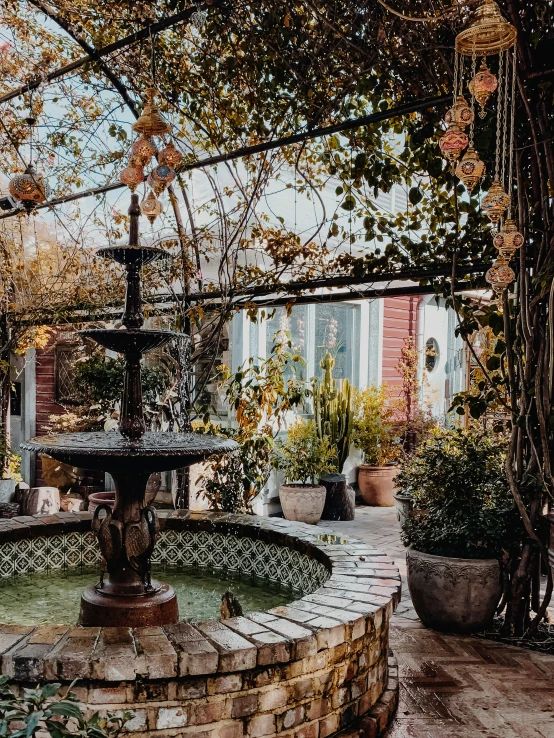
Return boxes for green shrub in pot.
[272,418,337,524]
[399,427,521,633]
[352,385,401,506]
[399,428,519,558]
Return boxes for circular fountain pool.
[0,510,401,738]
[0,568,291,626]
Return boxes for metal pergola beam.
[0,93,451,220]
[20,276,478,326]
[168,261,486,304]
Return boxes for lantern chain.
[469,45,477,148]
[494,49,504,181]
[507,44,517,219]
[500,49,510,191]
[453,48,460,105]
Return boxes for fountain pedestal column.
[79,472,179,627]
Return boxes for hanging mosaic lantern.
[130,136,157,166]
[445,95,474,129]
[493,218,524,260]
[455,147,485,193]
[468,60,498,118]
[119,164,144,192]
[147,164,175,195]
[482,178,511,225]
[439,125,469,164]
[132,88,170,138]
[485,257,515,294]
[9,165,50,209]
[140,190,163,223]
[159,142,183,168]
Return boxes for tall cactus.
[312,353,353,473]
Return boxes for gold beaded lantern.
[9,165,49,207]
[493,218,524,260]
[140,190,163,223]
[159,142,183,168]
[482,178,511,226]
[455,0,517,57]
[439,125,469,163]
[485,257,515,295]
[455,148,485,193]
[132,88,170,138]
[468,60,498,118]
[119,164,144,192]
[131,136,157,166]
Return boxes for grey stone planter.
[393,493,413,529]
[406,547,502,633]
[0,479,16,503]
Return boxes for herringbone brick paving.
[319,508,554,738]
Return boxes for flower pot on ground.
[399,428,520,634]
[0,478,16,503]
[272,417,337,525]
[406,548,502,633]
[352,386,401,506]
[279,483,327,525]
[88,490,116,513]
[358,464,398,506]
[393,492,413,527]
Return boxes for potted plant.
[399,428,520,633]
[272,417,337,524]
[351,385,400,506]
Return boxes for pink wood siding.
[35,332,66,485]
[382,296,419,391]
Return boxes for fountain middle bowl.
[22,431,238,475]
[80,328,183,354]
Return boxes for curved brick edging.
[0,510,401,737]
[337,655,399,738]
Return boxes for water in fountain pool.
[0,568,291,625]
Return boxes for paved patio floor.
[319,507,554,738]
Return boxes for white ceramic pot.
[279,484,326,525]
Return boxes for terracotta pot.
[358,465,397,506]
[406,547,502,634]
[279,484,326,525]
[88,491,116,513]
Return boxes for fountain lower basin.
[0,511,400,737]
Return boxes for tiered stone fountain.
[23,194,236,627]
[11,196,401,736]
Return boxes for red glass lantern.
[439,125,468,164]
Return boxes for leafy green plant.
[399,428,520,559]
[272,417,337,485]
[198,332,312,512]
[0,676,130,737]
[74,355,168,413]
[312,353,353,472]
[351,385,401,465]
[0,433,21,481]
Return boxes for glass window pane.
[313,304,360,385]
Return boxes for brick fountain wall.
[0,511,400,738]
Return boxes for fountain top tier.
[22,192,237,467]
